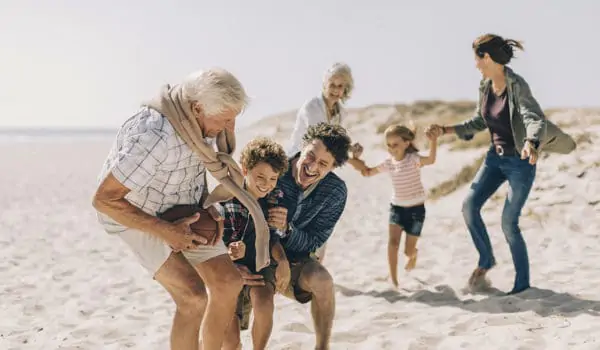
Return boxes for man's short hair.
[302,122,352,167]
[240,137,289,175]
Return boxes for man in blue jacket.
[265,122,351,350]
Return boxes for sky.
[1,0,598,129]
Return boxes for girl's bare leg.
[404,234,419,271]
[388,224,403,286]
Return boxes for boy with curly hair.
[221,137,290,350]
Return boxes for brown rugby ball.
[158,205,219,245]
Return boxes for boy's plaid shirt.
[221,187,285,270]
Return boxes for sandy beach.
[1,106,600,349]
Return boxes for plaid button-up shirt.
[220,187,285,272]
[97,107,211,233]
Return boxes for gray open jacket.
[453,67,576,154]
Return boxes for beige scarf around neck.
[144,84,270,270]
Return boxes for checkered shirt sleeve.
[111,115,168,193]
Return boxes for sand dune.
[1,105,599,349]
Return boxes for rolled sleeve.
[516,80,547,142]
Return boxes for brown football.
[158,205,219,244]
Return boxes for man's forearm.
[271,241,288,263]
[93,197,172,238]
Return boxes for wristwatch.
[279,223,291,239]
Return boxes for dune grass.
[427,153,486,200]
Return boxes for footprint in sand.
[125,314,147,322]
[331,331,367,343]
[55,269,76,278]
[408,335,444,350]
[373,311,412,321]
[109,278,135,290]
[281,322,312,333]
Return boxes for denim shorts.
[389,203,426,236]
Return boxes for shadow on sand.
[335,283,600,318]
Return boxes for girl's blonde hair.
[384,123,419,153]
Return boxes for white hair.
[323,62,354,103]
[181,67,249,116]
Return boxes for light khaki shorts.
[118,228,228,277]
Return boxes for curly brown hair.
[302,122,352,167]
[239,137,289,176]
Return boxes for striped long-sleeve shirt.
[277,159,348,260]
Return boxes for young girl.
[348,124,439,287]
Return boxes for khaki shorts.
[118,228,228,277]
[287,256,316,304]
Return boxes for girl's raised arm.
[347,157,384,177]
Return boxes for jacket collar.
[478,66,519,120]
[479,66,518,91]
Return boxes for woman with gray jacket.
[427,34,576,295]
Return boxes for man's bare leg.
[314,243,327,264]
[195,254,243,350]
[154,252,208,350]
[388,224,403,286]
[221,314,241,350]
[250,285,275,350]
[297,260,335,350]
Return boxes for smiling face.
[323,76,346,104]
[385,134,411,159]
[243,162,280,199]
[474,51,495,78]
[294,139,336,189]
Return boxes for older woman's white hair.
[323,62,354,103]
[182,68,250,116]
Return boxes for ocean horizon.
[0,127,119,142]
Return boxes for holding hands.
[425,124,444,140]
[350,142,364,159]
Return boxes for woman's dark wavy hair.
[473,33,524,65]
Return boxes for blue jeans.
[462,147,536,291]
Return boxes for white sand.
[1,110,600,349]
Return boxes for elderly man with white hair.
[92,68,270,350]
[285,62,362,263]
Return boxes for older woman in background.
[284,62,360,263]
[286,62,356,156]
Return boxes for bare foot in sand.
[404,253,417,271]
[466,267,492,292]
